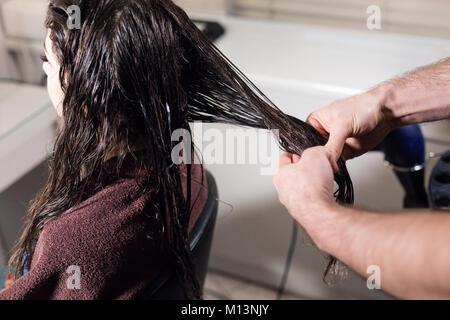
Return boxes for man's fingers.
[278,146,336,173]
[303,146,338,173]
[323,147,339,173]
[307,113,345,171]
[292,154,301,163]
[306,114,328,138]
[278,152,294,168]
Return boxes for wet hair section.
[180,33,354,204]
[9,0,353,299]
[173,4,353,282]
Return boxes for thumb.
[325,126,350,164]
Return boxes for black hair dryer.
[374,125,429,208]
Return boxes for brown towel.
[0,160,207,300]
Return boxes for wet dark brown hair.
[9,0,353,299]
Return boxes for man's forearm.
[306,205,450,299]
[375,58,450,127]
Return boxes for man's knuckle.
[307,111,317,120]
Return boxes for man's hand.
[273,147,336,230]
[272,59,450,299]
[307,87,393,165]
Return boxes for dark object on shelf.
[429,150,450,210]
[374,125,429,208]
[193,20,226,42]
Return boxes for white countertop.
[191,11,450,93]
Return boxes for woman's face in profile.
[42,30,64,117]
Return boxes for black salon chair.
[137,170,218,300]
[374,125,429,208]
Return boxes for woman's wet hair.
[9,0,353,298]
